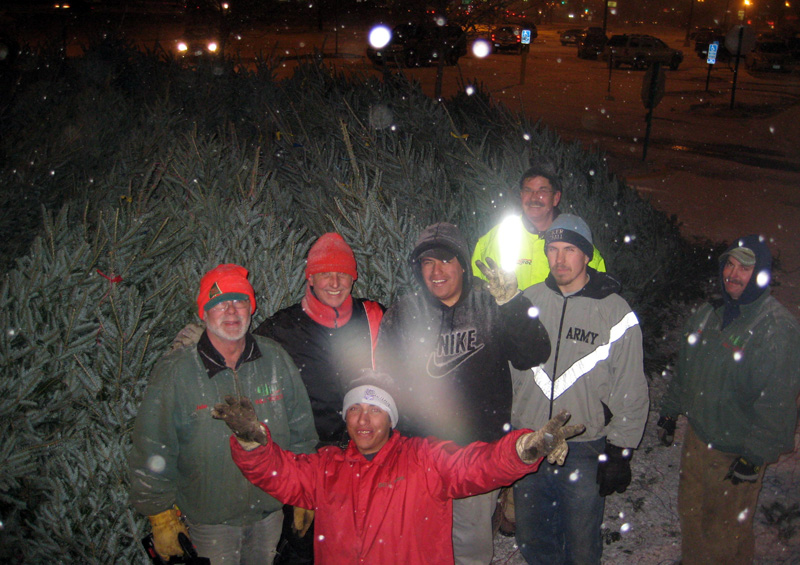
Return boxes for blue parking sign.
[521,29,531,45]
[707,41,719,65]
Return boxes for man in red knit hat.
[128,264,318,565]
[172,236,385,563]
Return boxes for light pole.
[723,0,731,29]
[684,0,696,46]
[743,0,751,22]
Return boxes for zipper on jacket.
[231,367,243,400]
[549,296,570,419]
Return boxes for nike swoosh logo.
[426,344,485,379]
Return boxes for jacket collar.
[197,330,262,378]
[301,282,353,328]
[521,207,561,236]
[343,430,400,464]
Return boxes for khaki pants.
[452,489,500,565]
[678,425,765,565]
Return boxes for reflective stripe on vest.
[532,311,640,399]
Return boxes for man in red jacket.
[212,372,584,564]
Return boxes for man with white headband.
[211,370,585,564]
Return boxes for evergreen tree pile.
[0,40,712,562]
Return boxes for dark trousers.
[274,505,314,565]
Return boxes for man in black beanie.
[658,234,800,564]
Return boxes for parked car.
[694,28,730,61]
[603,34,683,70]
[576,27,607,59]
[746,38,796,72]
[560,28,584,46]
[366,22,467,67]
[491,25,522,53]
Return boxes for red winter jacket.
[230,428,540,564]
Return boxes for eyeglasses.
[521,187,555,198]
[207,299,250,313]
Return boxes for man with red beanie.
[128,264,318,565]
[170,236,385,563]
[254,232,384,564]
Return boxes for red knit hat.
[305,233,358,280]
[197,264,256,320]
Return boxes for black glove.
[724,457,760,485]
[656,415,676,447]
[211,395,268,447]
[596,443,632,497]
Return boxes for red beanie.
[305,233,358,280]
[197,264,256,320]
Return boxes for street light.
[743,0,751,21]
[684,0,696,46]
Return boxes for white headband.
[342,385,399,429]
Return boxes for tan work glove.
[475,257,519,305]
[292,507,315,538]
[148,506,190,559]
[170,322,205,352]
[211,395,268,450]
[516,409,586,465]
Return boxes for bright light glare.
[472,39,491,58]
[369,26,392,49]
[497,215,523,272]
[208,42,218,52]
[178,42,188,52]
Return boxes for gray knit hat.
[544,214,594,260]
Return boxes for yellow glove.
[292,507,315,538]
[148,506,190,559]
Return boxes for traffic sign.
[725,25,756,56]
[707,41,719,65]
[521,29,531,45]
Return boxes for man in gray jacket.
[509,215,649,564]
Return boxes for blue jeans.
[513,437,605,565]
[187,511,282,565]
